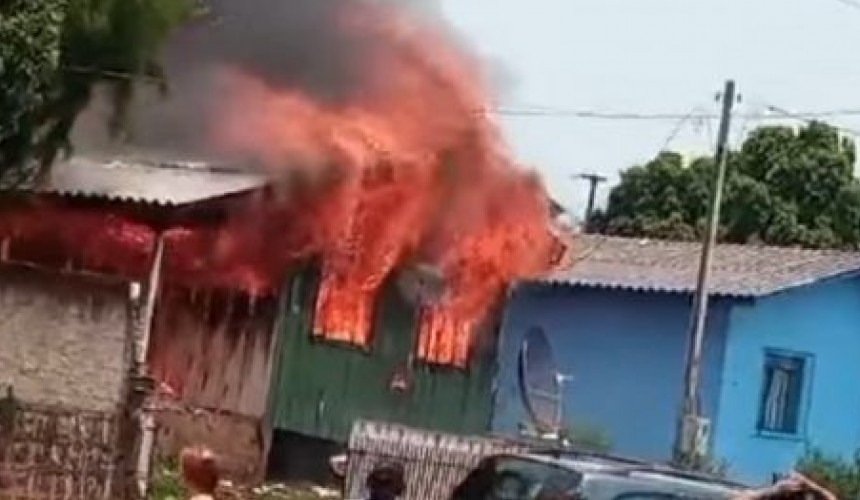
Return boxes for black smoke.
[72,0,404,159]
[69,0,504,162]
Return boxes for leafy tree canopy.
[0,0,66,183]
[0,0,197,186]
[594,121,860,249]
[797,449,860,499]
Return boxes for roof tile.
[37,157,267,206]
[537,235,860,297]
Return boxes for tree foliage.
[797,449,860,499]
[0,0,67,184]
[594,122,860,249]
[0,0,197,186]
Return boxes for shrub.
[796,448,860,499]
[147,456,186,500]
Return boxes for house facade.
[0,156,278,481]
[493,235,860,483]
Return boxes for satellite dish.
[518,327,566,438]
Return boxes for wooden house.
[0,156,503,481]
[264,264,498,479]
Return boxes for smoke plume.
[74,0,477,160]
[61,0,560,367]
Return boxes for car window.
[452,456,582,500]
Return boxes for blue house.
[493,235,860,483]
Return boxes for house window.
[757,351,808,435]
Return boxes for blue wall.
[714,276,860,483]
[493,284,730,462]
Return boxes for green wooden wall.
[267,264,497,442]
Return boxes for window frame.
[755,348,814,438]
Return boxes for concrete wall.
[714,276,860,483]
[493,284,730,462]
[0,265,131,412]
[154,406,264,483]
[0,265,134,500]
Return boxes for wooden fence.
[345,420,529,500]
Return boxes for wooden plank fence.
[345,420,529,500]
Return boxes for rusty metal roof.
[536,235,860,297]
[37,156,267,206]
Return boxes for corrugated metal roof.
[536,235,860,297]
[37,156,267,206]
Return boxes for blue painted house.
[493,235,860,483]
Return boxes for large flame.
[0,0,561,368]
[208,1,558,365]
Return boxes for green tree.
[0,0,196,186]
[594,121,860,249]
[0,0,67,185]
[797,449,860,499]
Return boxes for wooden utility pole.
[576,173,608,231]
[674,80,737,466]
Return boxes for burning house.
[0,0,567,485]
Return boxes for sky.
[438,0,860,218]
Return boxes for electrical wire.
[490,106,860,121]
[56,66,860,125]
[659,108,701,152]
[763,103,860,137]
[63,66,165,83]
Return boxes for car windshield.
[452,456,582,500]
[453,457,738,500]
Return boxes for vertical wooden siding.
[268,266,497,442]
[148,286,278,417]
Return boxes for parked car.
[450,450,746,500]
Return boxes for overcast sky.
[439,0,860,217]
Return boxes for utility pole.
[674,80,737,467]
[576,173,608,231]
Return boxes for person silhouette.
[179,446,219,500]
[366,461,406,500]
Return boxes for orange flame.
[209,1,558,365]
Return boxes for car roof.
[492,451,746,495]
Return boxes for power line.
[490,106,860,120]
[63,66,165,83]
[55,66,860,125]
[659,107,710,151]
[763,103,860,137]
